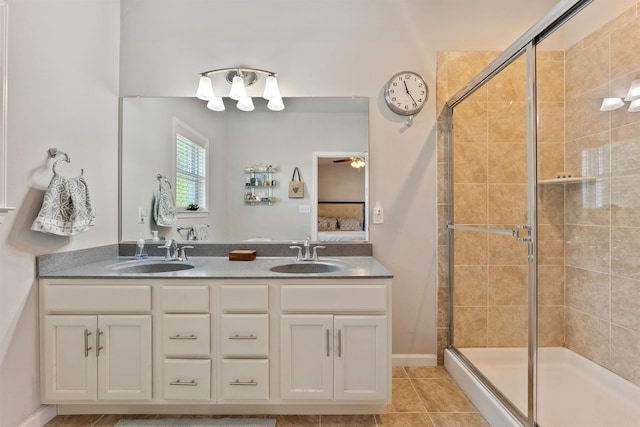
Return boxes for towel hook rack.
[157,174,172,190]
[49,147,83,176]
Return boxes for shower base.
[445,347,640,427]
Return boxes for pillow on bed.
[338,217,362,231]
[318,216,338,231]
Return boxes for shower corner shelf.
[537,176,597,185]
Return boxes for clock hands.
[403,80,418,107]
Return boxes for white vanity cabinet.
[39,275,392,413]
[280,284,390,402]
[40,284,152,402]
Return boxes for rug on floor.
[114,418,276,427]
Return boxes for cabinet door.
[280,315,333,400]
[97,315,152,400]
[334,315,388,401]
[43,315,98,402]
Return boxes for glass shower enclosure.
[442,0,640,425]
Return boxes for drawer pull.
[96,329,104,357]
[169,334,198,340]
[229,334,257,340]
[229,379,258,386]
[170,379,198,386]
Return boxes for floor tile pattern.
[45,367,489,427]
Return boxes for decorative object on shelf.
[195,67,284,112]
[186,203,199,211]
[154,174,176,227]
[555,171,574,179]
[288,167,304,199]
[31,148,95,236]
[244,164,277,205]
[384,71,428,127]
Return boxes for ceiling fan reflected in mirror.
[333,156,366,168]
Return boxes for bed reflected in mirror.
[312,153,368,242]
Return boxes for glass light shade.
[624,79,640,101]
[600,97,624,111]
[229,75,248,101]
[263,75,280,100]
[629,99,640,113]
[195,76,214,100]
[267,95,285,111]
[207,96,225,111]
[236,96,255,112]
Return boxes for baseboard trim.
[18,404,57,427]
[392,354,437,367]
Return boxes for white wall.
[0,0,562,425]
[0,1,119,426]
[318,163,366,202]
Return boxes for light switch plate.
[299,204,311,214]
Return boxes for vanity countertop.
[38,256,393,280]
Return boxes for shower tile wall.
[437,1,640,388]
[564,1,640,387]
[436,52,564,358]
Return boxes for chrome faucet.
[303,236,312,261]
[159,239,178,260]
[157,239,192,261]
[289,236,325,261]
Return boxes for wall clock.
[384,71,428,117]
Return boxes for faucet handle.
[311,245,326,261]
[179,246,194,261]
[158,241,172,260]
[289,245,303,261]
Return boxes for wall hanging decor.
[288,167,304,198]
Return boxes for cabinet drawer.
[281,285,388,313]
[44,285,150,312]
[222,359,269,400]
[163,359,211,401]
[161,286,209,313]
[221,314,269,357]
[221,285,268,312]
[163,315,210,356]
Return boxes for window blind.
[175,133,206,209]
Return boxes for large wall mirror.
[120,96,369,243]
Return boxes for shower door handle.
[514,225,532,242]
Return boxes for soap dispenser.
[134,233,148,259]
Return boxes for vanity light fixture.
[600,79,640,112]
[600,97,624,111]
[195,67,284,112]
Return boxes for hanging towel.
[31,173,96,236]
[188,223,209,241]
[153,185,176,227]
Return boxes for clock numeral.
[391,97,397,102]
[418,98,423,103]
[405,74,411,79]
[418,83,423,87]
[392,82,398,86]
[396,102,402,107]
[404,105,409,110]
[420,91,425,95]
[390,89,395,94]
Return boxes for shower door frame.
[444,0,594,426]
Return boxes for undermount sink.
[108,260,195,274]
[269,262,342,274]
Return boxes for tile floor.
[45,366,490,427]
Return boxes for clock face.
[384,71,428,116]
